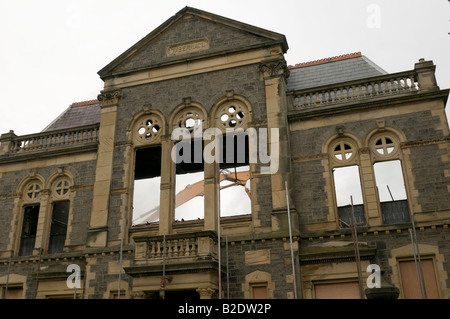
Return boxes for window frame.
[328,137,366,228]
[369,132,411,225]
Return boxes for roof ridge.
[71,99,100,108]
[288,52,362,69]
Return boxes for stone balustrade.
[133,231,218,261]
[0,124,99,156]
[288,70,419,110]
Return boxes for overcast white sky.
[0,0,449,136]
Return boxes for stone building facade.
[0,7,449,299]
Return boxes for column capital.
[259,59,290,80]
[196,287,215,299]
[97,90,122,108]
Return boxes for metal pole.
[118,194,126,299]
[218,183,222,299]
[406,197,427,299]
[386,185,395,201]
[226,236,229,299]
[350,196,364,299]
[285,181,297,299]
[34,248,43,299]
[409,229,424,299]
[4,254,12,299]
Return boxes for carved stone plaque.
[166,39,210,57]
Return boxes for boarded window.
[132,146,162,225]
[332,165,365,228]
[252,286,268,299]
[111,291,127,299]
[374,160,410,224]
[314,282,361,299]
[399,259,440,299]
[1,286,23,299]
[19,205,40,256]
[48,201,70,254]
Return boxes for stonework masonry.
[0,7,449,299]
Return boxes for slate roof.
[42,100,100,132]
[286,52,388,92]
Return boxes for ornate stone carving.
[196,287,215,299]
[259,60,290,79]
[97,90,122,107]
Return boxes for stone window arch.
[46,173,74,254]
[211,94,252,132]
[169,101,207,136]
[128,109,166,228]
[15,175,45,256]
[327,136,365,228]
[368,131,410,225]
[215,101,249,130]
[52,177,71,200]
[130,109,166,146]
[24,182,41,202]
[328,137,359,167]
[369,132,401,161]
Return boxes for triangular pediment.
[98,7,288,79]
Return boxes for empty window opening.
[19,205,40,256]
[333,165,365,228]
[132,146,162,225]
[48,200,70,254]
[174,139,205,222]
[373,160,410,224]
[219,133,251,217]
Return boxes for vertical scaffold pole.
[285,181,297,299]
[118,194,126,299]
[218,183,222,299]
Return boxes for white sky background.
[0,0,449,136]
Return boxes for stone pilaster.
[260,58,297,232]
[87,90,121,247]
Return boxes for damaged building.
[0,7,449,299]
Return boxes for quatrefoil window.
[136,117,162,142]
[216,103,247,129]
[173,108,204,134]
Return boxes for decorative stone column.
[159,135,176,235]
[33,189,50,255]
[196,287,215,299]
[259,58,297,232]
[87,90,121,247]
